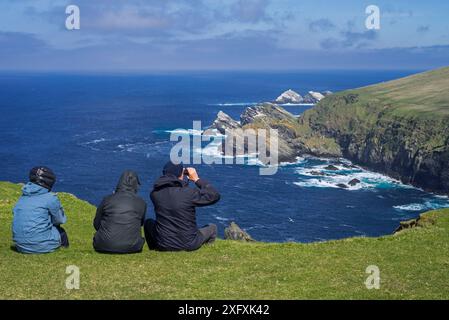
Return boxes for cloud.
[230,0,271,23]
[417,25,430,33]
[23,0,216,37]
[0,31,47,55]
[321,29,379,49]
[308,19,335,33]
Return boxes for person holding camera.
[144,161,220,251]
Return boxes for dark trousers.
[198,224,217,245]
[56,226,69,248]
[144,219,158,250]
[144,219,217,251]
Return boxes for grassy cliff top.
[1,181,449,299]
[345,66,449,116]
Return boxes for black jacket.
[150,175,220,251]
[93,171,146,253]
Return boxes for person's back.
[146,162,220,251]
[12,167,68,254]
[93,171,146,254]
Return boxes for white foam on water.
[279,103,315,106]
[393,203,426,211]
[279,157,306,167]
[394,200,449,212]
[164,128,204,136]
[117,141,169,153]
[210,102,258,106]
[79,138,108,151]
[293,159,407,191]
[213,215,230,222]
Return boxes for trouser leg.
[144,219,158,250]
[56,226,69,248]
[199,224,217,245]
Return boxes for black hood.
[153,174,186,191]
[115,170,141,193]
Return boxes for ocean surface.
[1,70,448,242]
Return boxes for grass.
[350,66,449,117]
[1,181,449,299]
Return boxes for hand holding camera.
[184,167,200,182]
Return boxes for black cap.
[29,166,56,190]
[162,161,184,178]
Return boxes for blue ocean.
[1,70,448,242]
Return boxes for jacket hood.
[115,170,141,194]
[152,174,186,191]
[22,182,49,196]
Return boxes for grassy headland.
[1,181,448,299]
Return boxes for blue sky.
[1,0,449,71]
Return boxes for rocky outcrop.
[303,91,325,104]
[203,111,240,136]
[205,103,302,162]
[348,178,361,186]
[394,213,436,233]
[205,102,343,162]
[275,89,303,104]
[274,90,331,104]
[224,222,255,241]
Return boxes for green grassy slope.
[356,66,449,116]
[1,181,449,299]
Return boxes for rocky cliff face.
[298,69,449,194]
[207,67,449,194]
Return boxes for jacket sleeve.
[191,179,221,207]
[48,194,67,226]
[93,199,105,231]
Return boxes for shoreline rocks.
[225,222,255,242]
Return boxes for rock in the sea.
[322,90,333,96]
[204,103,301,163]
[275,89,303,104]
[203,111,240,136]
[309,170,327,176]
[224,222,255,242]
[336,183,349,189]
[303,91,325,104]
[348,178,361,186]
[324,165,339,171]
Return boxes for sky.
[1,0,449,71]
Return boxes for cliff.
[207,66,449,194]
[298,66,449,194]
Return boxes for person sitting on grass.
[12,167,69,254]
[144,161,220,252]
[93,170,147,254]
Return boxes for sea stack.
[303,91,325,103]
[275,89,303,104]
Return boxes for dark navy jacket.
[150,175,220,251]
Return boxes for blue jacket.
[12,182,67,254]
